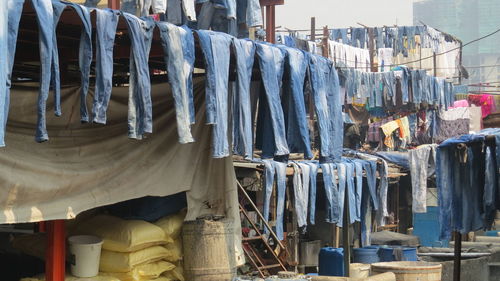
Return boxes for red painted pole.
[46,220,66,281]
[108,0,120,10]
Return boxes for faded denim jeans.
[320,163,340,224]
[122,13,154,139]
[92,8,120,124]
[232,38,255,159]
[262,160,287,240]
[157,22,196,144]
[293,162,310,228]
[255,43,289,157]
[0,0,8,146]
[409,144,437,213]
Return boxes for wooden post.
[310,17,316,41]
[343,192,350,277]
[433,52,437,77]
[458,42,463,84]
[368,28,377,72]
[265,5,276,43]
[322,26,329,58]
[453,232,462,281]
[46,220,66,281]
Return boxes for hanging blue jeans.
[92,8,119,124]
[336,163,347,227]
[196,30,217,124]
[122,13,154,139]
[0,1,7,147]
[320,163,340,224]
[232,38,255,159]
[353,160,363,222]
[121,0,137,15]
[4,0,25,146]
[294,162,311,228]
[209,32,232,158]
[351,28,366,48]
[484,146,497,226]
[309,54,343,162]
[62,3,93,124]
[306,161,319,225]
[245,0,262,27]
[51,1,66,118]
[31,0,55,142]
[255,43,289,157]
[157,22,196,144]
[278,46,311,159]
[262,160,287,240]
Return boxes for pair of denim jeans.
[0,0,7,147]
[308,54,343,162]
[232,38,255,159]
[197,30,232,157]
[278,46,312,159]
[409,144,437,213]
[92,8,120,124]
[158,22,197,144]
[262,159,287,240]
[320,163,340,224]
[255,42,289,158]
[292,162,310,228]
[122,13,154,139]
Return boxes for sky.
[275,0,414,31]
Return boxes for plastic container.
[318,247,344,276]
[379,247,417,262]
[68,235,103,278]
[371,261,441,281]
[353,246,380,264]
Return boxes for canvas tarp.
[0,78,244,265]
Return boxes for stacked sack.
[74,215,180,281]
[153,210,186,281]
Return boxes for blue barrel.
[379,247,418,261]
[353,246,380,264]
[318,247,344,276]
[485,230,499,236]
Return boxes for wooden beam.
[260,0,284,6]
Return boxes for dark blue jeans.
[320,163,340,224]
[255,43,289,158]
[278,46,312,159]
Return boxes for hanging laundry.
[262,159,287,240]
[293,162,311,228]
[92,8,120,124]
[157,22,196,144]
[468,94,497,118]
[305,161,319,225]
[409,144,437,213]
[320,163,340,224]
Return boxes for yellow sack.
[162,263,184,281]
[164,239,182,262]
[100,246,172,273]
[100,260,175,281]
[149,278,172,281]
[154,210,186,240]
[76,215,170,252]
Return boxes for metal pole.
[310,17,316,41]
[46,220,66,281]
[433,52,437,77]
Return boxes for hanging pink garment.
[449,99,469,108]
[468,94,497,118]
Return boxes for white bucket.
[350,263,370,278]
[68,235,103,278]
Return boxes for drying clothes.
[377,48,393,72]
[84,0,101,7]
[451,99,469,108]
[305,162,319,225]
[278,46,312,159]
[409,144,437,213]
[293,162,311,228]
[139,0,167,16]
[92,8,120,124]
[0,0,6,147]
[182,0,196,21]
[232,38,255,159]
[255,42,289,158]
[439,107,470,121]
[122,13,154,139]
[320,163,340,224]
[166,0,183,25]
[469,106,482,133]
[262,160,287,240]
[4,0,25,146]
[434,116,469,144]
[352,160,364,222]
[50,1,66,119]
[309,54,343,162]
[381,120,400,148]
[468,94,497,118]
[157,22,196,144]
